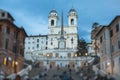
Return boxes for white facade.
[24,8,92,69]
[87,43,95,55]
[24,35,47,60]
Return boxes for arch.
[68,53,71,58]
[55,53,59,58]
[69,61,74,69]
[71,19,74,25]
[51,20,54,26]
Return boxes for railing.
[34,56,93,61]
[33,48,78,52]
[7,65,32,79]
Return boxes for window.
[110,30,113,37]
[111,45,114,52]
[118,39,120,49]
[37,39,39,42]
[71,19,74,25]
[71,38,73,44]
[51,42,53,45]
[32,47,34,49]
[6,26,10,34]
[5,39,9,49]
[0,25,2,32]
[100,36,102,43]
[55,53,59,57]
[14,31,18,39]
[37,44,39,48]
[116,23,119,32]
[1,13,5,17]
[12,46,17,53]
[46,41,48,45]
[51,20,54,26]
[28,47,30,49]
[51,38,53,41]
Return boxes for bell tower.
[68,7,78,27]
[48,10,58,28]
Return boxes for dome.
[69,8,77,13]
[49,10,57,14]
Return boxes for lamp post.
[107,62,110,75]
[75,53,77,65]
[14,61,18,73]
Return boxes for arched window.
[51,20,54,26]
[68,53,71,58]
[71,19,74,25]
[55,53,59,57]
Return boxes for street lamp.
[14,61,18,73]
[75,53,77,57]
[74,53,77,65]
[107,62,110,74]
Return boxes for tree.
[77,38,88,56]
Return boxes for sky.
[0,0,120,42]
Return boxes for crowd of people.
[1,66,116,80]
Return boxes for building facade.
[24,8,86,69]
[0,9,27,75]
[91,16,120,77]
[24,35,48,60]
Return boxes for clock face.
[59,41,65,49]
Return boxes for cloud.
[0,0,120,42]
[12,10,48,35]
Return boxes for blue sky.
[0,0,120,42]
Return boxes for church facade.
[24,8,83,69]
